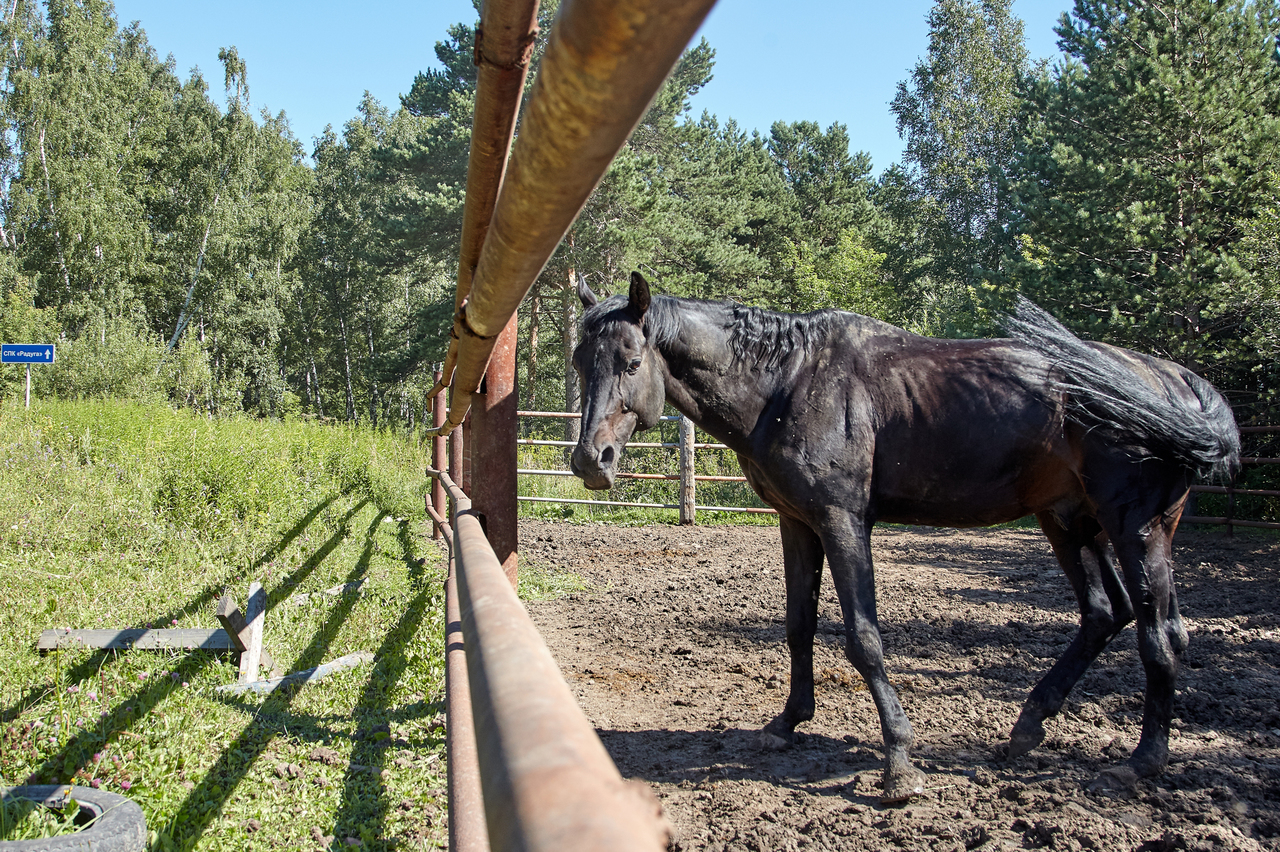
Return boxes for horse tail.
[1005,297,1241,483]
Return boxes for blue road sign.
[1,343,55,364]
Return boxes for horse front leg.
[822,514,925,805]
[761,516,824,746]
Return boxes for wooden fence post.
[678,414,695,525]
[1227,477,1236,538]
[432,365,446,540]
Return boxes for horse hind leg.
[1010,511,1133,760]
[1104,494,1187,779]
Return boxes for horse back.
[752,323,1082,527]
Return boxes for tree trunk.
[37,128,72,294]
[167,160,229,352]
[366,314,378,427]
[527,281,541,412]
[563,267,580,445]
[310,359,324,418]
[338,312,356,422]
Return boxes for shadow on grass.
[157,510,444,846]
[11,487,444,848]
[1,493,349,726]
[139,506,386,845]
[10,494,366,789]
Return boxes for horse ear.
[576,271,598,308]
[629,271,651,319]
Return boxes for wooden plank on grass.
[216,652,375,695]
[216,594,276,674]
[238,582,265,684]
[215,596,250,651]
[37,628,235,652]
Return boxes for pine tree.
[1004,0,1280,391]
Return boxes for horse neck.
[655,301,773,450]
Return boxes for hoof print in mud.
[755,731,792,751]
[1088,765,1140,797]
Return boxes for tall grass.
[0,399,446,851]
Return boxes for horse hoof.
[880,769,925,805]
[756,731,792,751]
[1008,717,1046,760]
[1125,744,1169,779]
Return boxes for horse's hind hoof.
[1008,715,1046,760]
[756,731,792,751]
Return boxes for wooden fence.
[519,413,1279,532]
[515,410,775,523]
[1184,425,1280,534]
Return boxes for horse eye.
[626,358,642,375]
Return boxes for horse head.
[570,271,666,490]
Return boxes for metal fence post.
[678,414,695,525]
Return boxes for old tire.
[1,785,146,851]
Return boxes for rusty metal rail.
[427,467,668,851]
[427,0,720,437]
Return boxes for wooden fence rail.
[519,412,1279,531]
[516,410,774,523]
[1176,425,1279,534]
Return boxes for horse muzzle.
[570,441,618,490]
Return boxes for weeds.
[0,399,448,851]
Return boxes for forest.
[1,0,1278,427]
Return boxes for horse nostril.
[600,446,615,467]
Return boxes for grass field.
[0,400,448,851]
[0,398,771,850]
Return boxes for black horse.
[570,271,1240,803]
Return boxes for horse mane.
[722,302,837,370]
[583,294,837,371]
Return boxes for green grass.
[515,558,590,601]
[0,399,447,851]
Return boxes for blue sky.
[110,0,1072,172]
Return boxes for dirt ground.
[519,519,1280,852]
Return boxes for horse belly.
[871,440,1079,528]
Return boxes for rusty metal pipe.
[457,0,541,306]
[433,370,448,539]
[426,0,541,418]
[428,0,719,437]
[428,467,668,850]
[428,482,486,852]
[445,542,489,852]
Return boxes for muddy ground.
[519,520,1280,852]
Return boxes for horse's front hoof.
[756,730,792,751]
[1008,714,1046,761]
[880,767,925,805]
[1125,745,1169,779]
